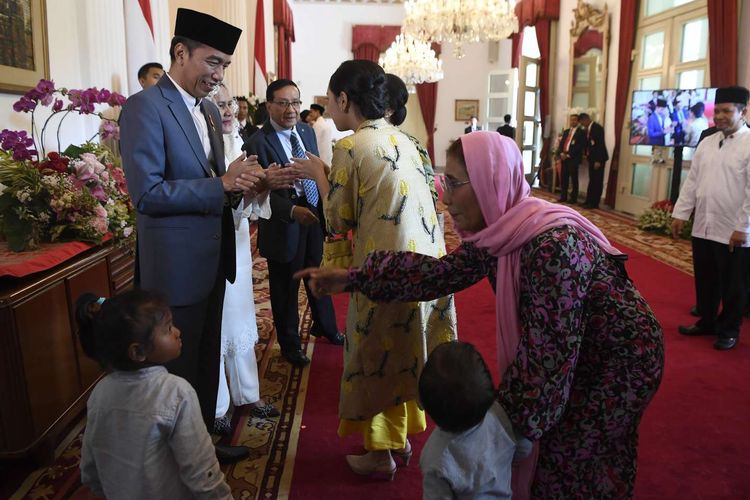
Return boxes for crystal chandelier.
[379,34,444,92]
[402,0,519,59]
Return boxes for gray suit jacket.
[120,76,234,306]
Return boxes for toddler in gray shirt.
[419,341,531,499]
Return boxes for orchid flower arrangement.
[0,79,135,251]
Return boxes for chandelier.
[402,0,519,59]
[379,34,444,92]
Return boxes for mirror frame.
[568,0,610,123]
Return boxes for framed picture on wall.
[455,99,480,121]
[0,0,49,94]
[313,95,330,117]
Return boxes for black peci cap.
[310,103,325,114]
[715,86,750,106]
[174,8,242,55]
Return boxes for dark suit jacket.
[464,126,479,134]
[497,124,515,139]
[585,122,609,164]
[560,126,587,162]
[244,121,322,263]
[120,76,234,306]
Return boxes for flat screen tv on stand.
[629,88,717,202]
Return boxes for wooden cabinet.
[0,244,134,461]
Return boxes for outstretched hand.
[293,267,349,297]
[288,152,329,183]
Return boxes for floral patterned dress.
[325,118,457,422]
[349,225,664,499]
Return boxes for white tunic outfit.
[216,130,271,417]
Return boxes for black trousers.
[693,237,749,339]
[585,159,605,207]
[167,265,226,430]
[267,221,338,354]
[560,159,580,202]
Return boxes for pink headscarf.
[457,131,621,498]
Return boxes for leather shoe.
[678,324,714,336]
[282,349,311,367]
[310,330,345,345]
[215,444,249,464]
[690,305,699,317]
[557,198,568,203]
[580,203,594,209]
[714,337,738,350]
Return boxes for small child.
[419,341,531,499]
[75,290,233,500]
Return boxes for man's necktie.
[289,132,320,207]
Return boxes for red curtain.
[273,0,295,79]
[604,0,639,207]
[574,29,604,57]
[351,25,401,61]
[707,0,738,87]
[511,30,524,69]
[416,82,438,162]
[535,20,552,167]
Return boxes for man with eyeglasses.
[244,79,344,367]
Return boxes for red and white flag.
[254,0,267,98]
[124,0,159,95]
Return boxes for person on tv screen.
[685,101,709,147]
[647,99,671,145]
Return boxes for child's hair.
[419,341,496,433]
[75,289,171,371]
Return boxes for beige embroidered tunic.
[325,118,457,420]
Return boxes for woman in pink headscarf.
[296,131,664,499]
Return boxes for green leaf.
[1,210,33,251]
[63,144,86,158]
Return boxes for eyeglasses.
[438,175,471,193]
[271,100,302,109]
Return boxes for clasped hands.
[222,153,301,195]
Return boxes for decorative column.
[217,0,251,96]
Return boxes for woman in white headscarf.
[210,83,296,432]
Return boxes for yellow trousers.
[338,400,426,451]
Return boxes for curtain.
[273,0,295,80]
[353,44,381,62]
[535,20,551,169]
[416,82,439,163]
[707,0,738,87]
[351,25,401,61]
[604,0,639,207]
[511,30,524,69]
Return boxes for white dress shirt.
[673,126,750,245]
[167,73,211,160]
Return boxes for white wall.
[291,2,513,167]
[739,0,750,89]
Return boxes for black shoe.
[678,324,714,336]
[581,203,594,209]
[249,403,281,418]
[310,329,346,345]
[557,198,568,203]
[690,306,699,317]
[213,415,232,436]
[282,349,311,367]
[714,337,738,350]
[215,444,249,464]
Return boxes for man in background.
[496,114,515,139]
[236,96,254,142]
[137,62,164,90]
[672,86,750,351]
[647,99,670,145]
[557,113,586,203]
[244,79,344,368]
[464,115,480,134]
[308,103,334,165]
[578,112,608,209]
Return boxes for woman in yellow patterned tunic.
[292,60,456,479]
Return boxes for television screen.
[629,88,716,147]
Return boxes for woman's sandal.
[391,439,413,467]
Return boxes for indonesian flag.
[254,0,267,98]
[124,0,159,95]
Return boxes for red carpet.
[290,241,750,498]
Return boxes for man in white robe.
[672,86,750,351]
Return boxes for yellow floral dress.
[325,118,457,449]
